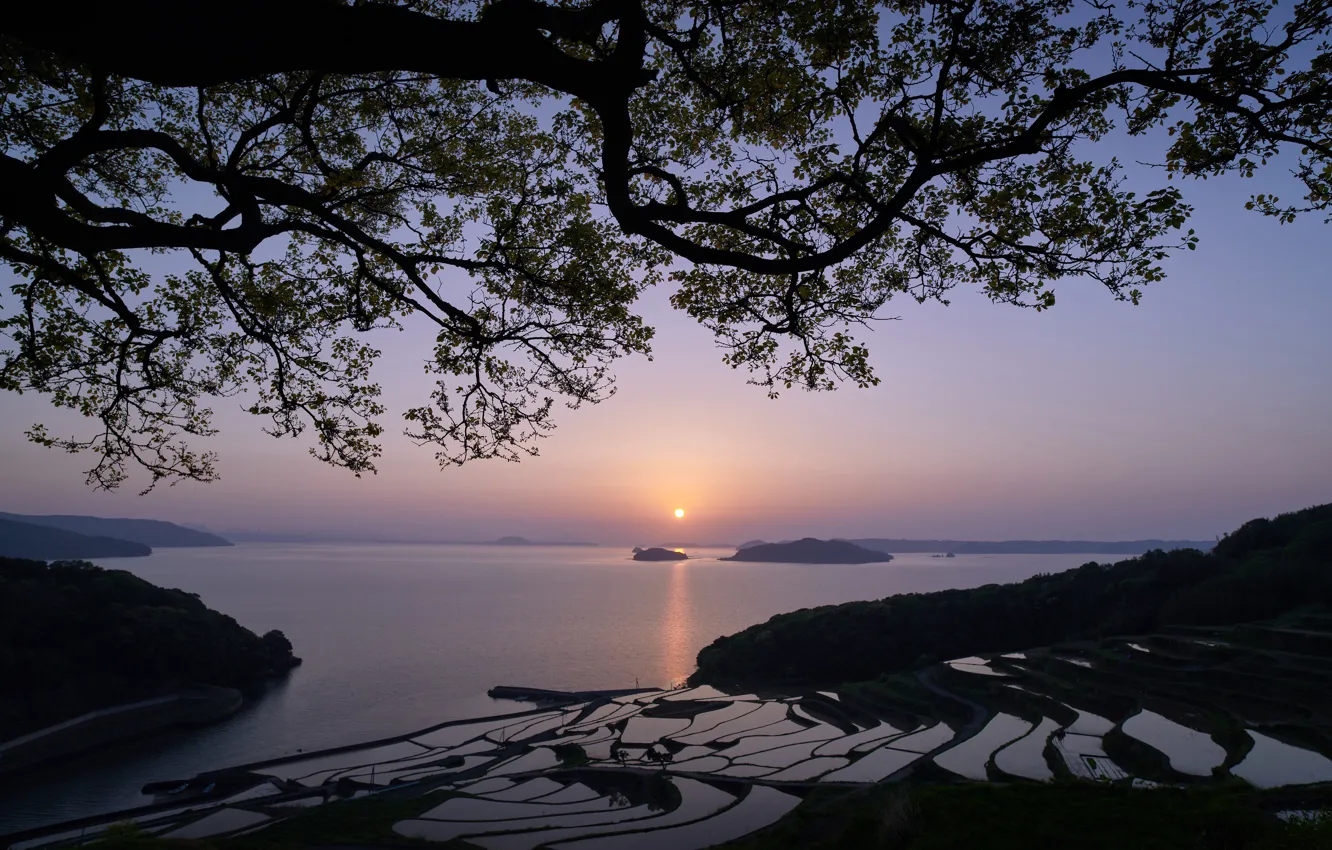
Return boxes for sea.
[0,543,1104,832]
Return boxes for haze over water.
[0,542,1100,832]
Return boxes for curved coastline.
[0,686,243,776]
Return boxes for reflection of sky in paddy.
[31,663,1332,850]
[821,746,921,782]
[1231,731,1332,788]
[723,723,841,759]
[534,784,602,804]
[766,757,848,780]
[735,740,828,767]
[1064,707,1115,736]
[674,701,762,738]
[468,778,736,850]
[814,721,909,756]
[947,661,1009,677]
[934,713,1031,780]
[1121,711,1226,776]
[886,723,956,753]
[476,778,565,802]
[557,786,800,850]
[620,716,693,744]
[994,717,1059,781]
[420,792,630,821]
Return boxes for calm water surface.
[0,543,1097,831]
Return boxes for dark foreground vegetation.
[694,504,1332,685]
[46,782,1331,850]
[726,783,1332,850]
[0,558,298,739]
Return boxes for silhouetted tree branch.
[1,0,1327,487]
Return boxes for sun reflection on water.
[663,560,693,687]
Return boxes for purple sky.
[2,142,1329,546]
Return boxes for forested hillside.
[693,505,1332,686]
[0,558,298,738]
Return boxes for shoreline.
[0,687,244,777]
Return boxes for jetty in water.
[486,684,660,703]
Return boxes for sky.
[2,116,1330,548]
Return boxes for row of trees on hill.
[692,504,1332,685]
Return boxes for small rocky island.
[722,537,893,564]
[632,547,689,561]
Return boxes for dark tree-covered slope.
[693,504,1332,686]
[0,513,232,548]
[0,558,298,738]
[0,518,150,560]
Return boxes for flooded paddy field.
[7,613,1332,850]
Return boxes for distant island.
[724,538,894,564]
[487,536,597,547]
[658,542,735,549]
[0,517,151,560]
[736,536,1213,555]
[632,547,688,561]
[0,512,233,549]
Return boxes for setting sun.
[674,508,685,518]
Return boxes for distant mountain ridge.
[737,537,1211,555]
[847,537,1214,555]
[220,531,596,545]
[488,536,597,546]
[0,518,151,560]
[0,513,232,548]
